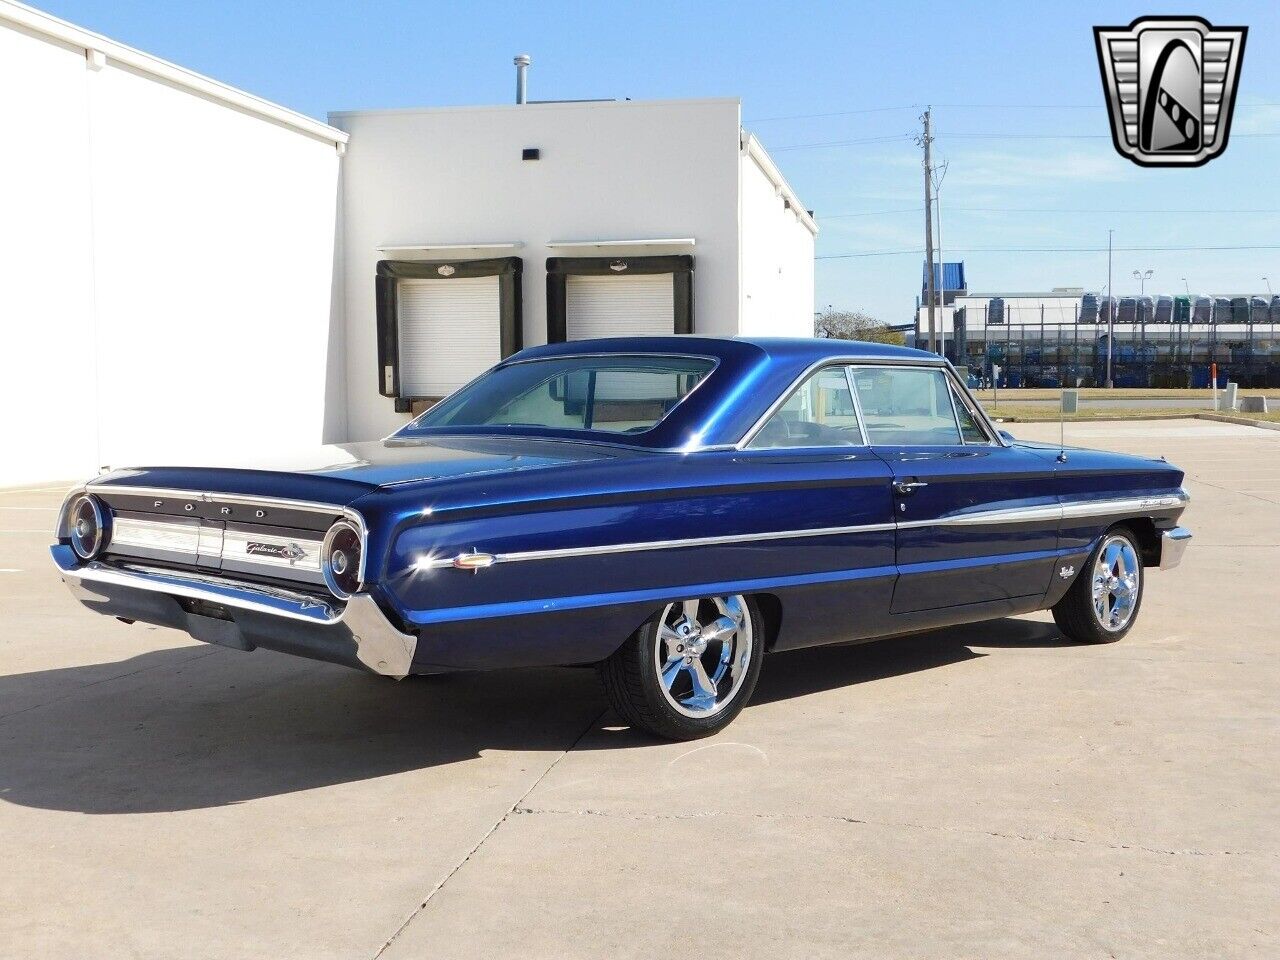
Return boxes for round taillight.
[322,520,363,598]
[69,494,107,560]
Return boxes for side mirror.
[998,429,1016,443]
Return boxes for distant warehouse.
[915,264,1280,388]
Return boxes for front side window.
[748,366,864,449]
[949,380,991,444]
[395,355,714,437]
[848,367,963,445]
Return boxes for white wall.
[0,20,98,486]
[0,4,344,486]
[738,145,816,337]
[331,99,747,441]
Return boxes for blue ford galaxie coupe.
[53,337,1191,740]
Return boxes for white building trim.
[0,0,348,148]
[546,238,696,249]
[740,132,818,236]
[377,242,524,254]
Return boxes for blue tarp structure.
[922,261,966,295]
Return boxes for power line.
[745,106,917,122]
[942,132,1280,140]
[817,243,1280,260]
[746,101,1280,122]
[769,131,1280,150]
[820,206,1280,219]
[769,134,913,151]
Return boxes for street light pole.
[1106,229,1114,389]
[1265,277,1273,296]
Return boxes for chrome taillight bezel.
[321,519,365,599]
[67,493,109,560]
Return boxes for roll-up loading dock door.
[565,274,675,340]
[547,255,693,344]
[396,276,501,397]
[375,257,522,410]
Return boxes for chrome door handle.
[893,480,929,495]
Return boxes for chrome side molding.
[418,492,1191,571]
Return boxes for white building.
[331,99,816,439]
[1,0,345,487]
[1,1,816,485]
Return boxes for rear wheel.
[598,594,764,741]
[1052,527,1144,644]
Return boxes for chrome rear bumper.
[51,545,417,678]
[1158,526,1193,570]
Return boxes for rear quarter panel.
[356,449,895,670]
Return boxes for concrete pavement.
[1,419,1276,958]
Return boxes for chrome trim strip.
[53,553,416,678]
[1061,492,1189,518]
[110,515,202,558]
[421,520,901,569]
[221,527,323,573]
[424,491,1190,569]
[84,484,352,516]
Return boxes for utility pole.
[1105,228,1114,388]
[919,108,937,353]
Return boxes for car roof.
[509,335,940,367]
[414,335,948,451]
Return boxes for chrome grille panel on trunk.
[94,488,341,589]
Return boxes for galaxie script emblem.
[1094,16,1246,167]
[246,542,306,561]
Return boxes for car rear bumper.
[1158,526,1193,570]
[51,544,417,678]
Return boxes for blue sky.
[40,0,1280,323]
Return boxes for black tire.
[1052,525,1145,644]
[598,594,765,741]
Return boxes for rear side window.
[849,367,962,445]
[748,366,864,448]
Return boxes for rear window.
[396,354,715,437]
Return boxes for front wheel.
[598,594,764,741]
[1052,527,1145,644]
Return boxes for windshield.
[395,354,717,439]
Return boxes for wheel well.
[1111,517,1161,567]
[751,593,783,651]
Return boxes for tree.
[814,310,905,345]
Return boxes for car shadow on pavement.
[750,616,1067,707]
[0,646,607,815]
[0,617,1068,814]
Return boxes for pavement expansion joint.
[370,707,611,959]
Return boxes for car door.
[739,363,897,648]
[847,363,1060,614]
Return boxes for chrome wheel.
[654,595,754,718]
[1091,535,1141,632]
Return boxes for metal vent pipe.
[514,54,531,104]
